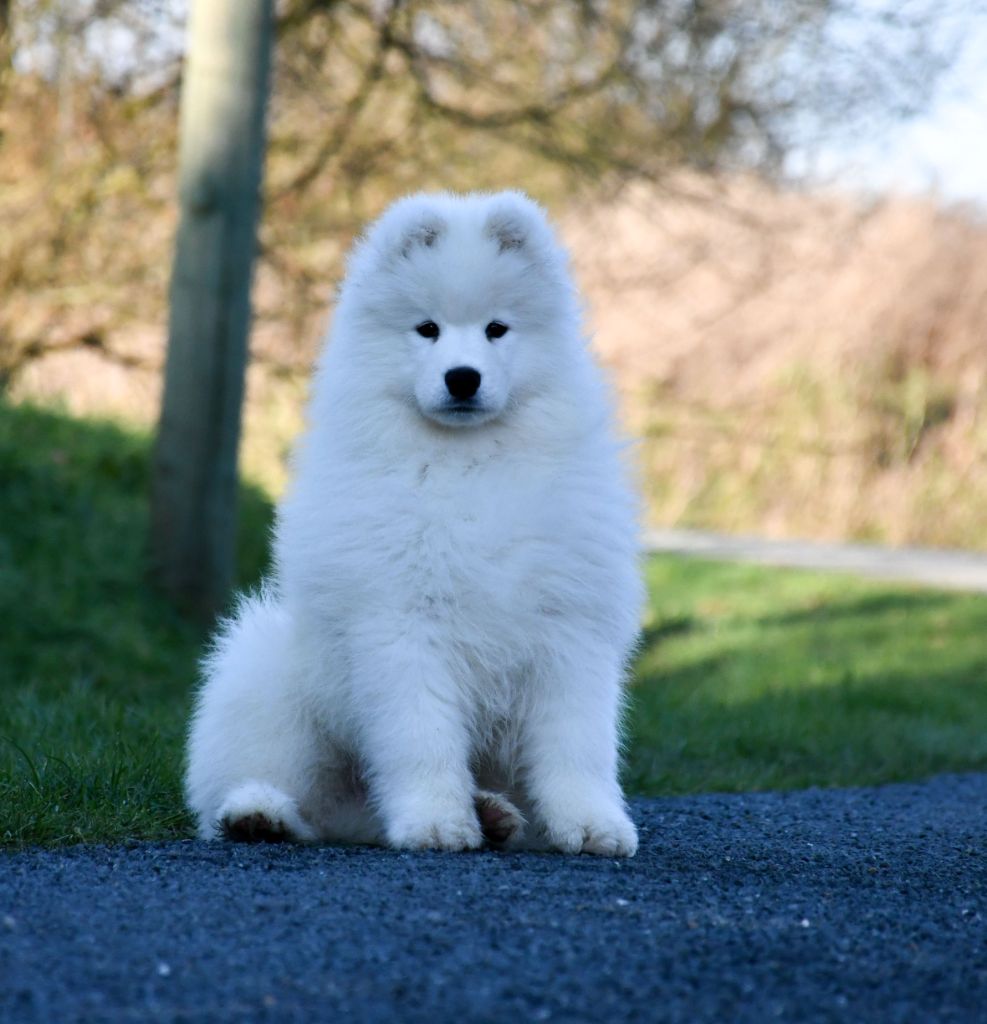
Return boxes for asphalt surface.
[2,774,985,1024]
[646,528,987,593]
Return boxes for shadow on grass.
[0,399,275,692]
[0,399,277,843]
[753,590,955,629]
[639,614,702,648]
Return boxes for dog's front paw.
[385,804,484,852]
[542,803,638,857]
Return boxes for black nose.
[445,366,481,400]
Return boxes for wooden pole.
[150,0,275,618]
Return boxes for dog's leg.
[521,639,638,857]
[351,627,482,851]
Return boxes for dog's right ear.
[395,211,446,259]
[373,196,448,263]
[343,195,452,293]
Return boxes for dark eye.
[485,321,509,340]
[415,320,440,339]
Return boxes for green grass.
[3,398,987,846]
[0,400,273,845]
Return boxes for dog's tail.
[186,588,317,839]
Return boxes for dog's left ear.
[484,192,552,256]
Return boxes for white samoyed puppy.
[185,190,644,856]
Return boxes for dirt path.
[646,528,987,592]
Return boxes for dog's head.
[335,191,582,429]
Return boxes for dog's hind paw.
[221,810,288,843]
[215,781,316,844]
[474,790,526,848]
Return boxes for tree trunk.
[0,0,12,70]
[150,0,275,619]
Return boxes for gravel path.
[646,529,987,593]
[2,774,985,1023]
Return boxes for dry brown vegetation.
[565,179,987,548]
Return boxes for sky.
[806,15,987,208]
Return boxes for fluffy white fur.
[185,190,645,856]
